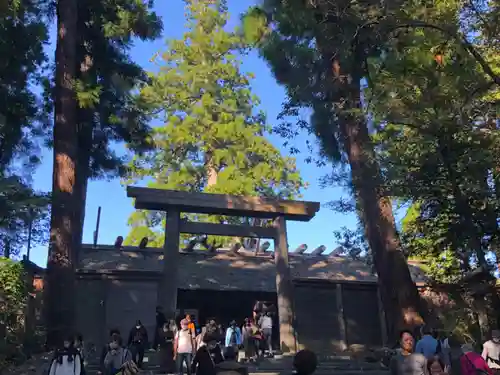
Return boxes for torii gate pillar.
[273,215,296,353]
[159,209,180,318]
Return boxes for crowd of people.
[46,308,500,375]
[153,305,277,375]
[46,304,278,375]
[390,326,500,375]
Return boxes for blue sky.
[28,0,360,266]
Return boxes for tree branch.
[389,21,500,86]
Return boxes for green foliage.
[0,258,28,369]
[366,4,500,279]
[0,0,50,259]
[65,0,163,180]
[125,0,304,247]
[0,177,50,258]
[0,0,48,170]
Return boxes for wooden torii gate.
[127,186,320,352]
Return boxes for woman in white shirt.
[482,330,500,375]
[48,336,82,375]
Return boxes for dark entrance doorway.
[177,289,279,347]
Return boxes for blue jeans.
[176,352,192,375]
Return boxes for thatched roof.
[78,244,427,292]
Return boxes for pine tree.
[125,0,303,247]
[244,0,499,338]
[244,1,425,337]
[45,0,162,345]
[45,0,79,346]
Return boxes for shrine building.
[70,187,426,355]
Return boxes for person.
[258,312,273,357]
[159,320,178,374]
[74,334,86,375]
[225,320,242,355]
[154,306,167,350]
[482,330,500,375]
[98,330,121,375]
[48,335,83,375]
[427,356,446,375]
[241,318,257,361]
[186,315,197,337]
[191,335,216,375]
[215,346,248,375]
[461,343,492,375]
[103,335,133,375]
[128,320,149,368]
[436,331,451,371]
[293,349,318,375]
[174,319,195,375]
[416,326,439,360]
[390,330,428,375]
[205,319,223,344]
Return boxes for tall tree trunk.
[338,77,424,340]
[45,0,78,347]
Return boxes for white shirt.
[49,355,81,375]
[482,340,500,369]
[176,329,193,353]
[260,316,272,329]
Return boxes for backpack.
[205,324,218,342]
[463,353,490,375]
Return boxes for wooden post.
[336,283,348,351]
[159,209,180,318]
[377,286,388,346]
[273,215,295,353]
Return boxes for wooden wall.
[293,279,386,355]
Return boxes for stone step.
[85,370,388,375]
[86,361,386,371]
[84,351,389,375]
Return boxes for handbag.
[463,353,490,375]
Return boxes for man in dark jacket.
[128,320,149,368]
[98,330,121,375]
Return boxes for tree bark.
[45,0,78,347]
[338,80,424,340]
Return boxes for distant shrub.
[0,258,29,370]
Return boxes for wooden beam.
[127,186,320,222]
[377,286,388,346]
[336,283,348,351]
[273,216,296,353]
[311,245,326,255]
[179,221,276,238]
[293,244,308,254]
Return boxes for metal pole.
[93,206,101,247]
